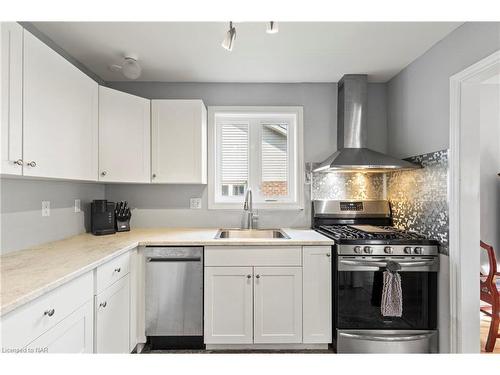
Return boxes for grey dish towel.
[381,261,403,317]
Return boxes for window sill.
[208,202,305,210]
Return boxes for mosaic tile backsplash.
[387,149,449,254]
[311,172,385,200]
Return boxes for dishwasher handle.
[147,257,201,262]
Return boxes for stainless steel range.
[312,200,439,353]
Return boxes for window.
[208,106,304,209]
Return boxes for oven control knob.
[384,246,393,254]
[414,247,423,255]
[404,247,413,254]
[363,246,373,254]
[353,246,362,254]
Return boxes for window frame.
[208,106,304,210]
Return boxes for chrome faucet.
[243,188,258,229]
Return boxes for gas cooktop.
[319,224,431,241]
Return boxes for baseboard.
[205,343,329,351]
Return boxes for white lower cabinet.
[253,267,302,344]
[204,246,331,347]
[204,267,253,344]
[1,272,94,353]
[26,300,94,353]
[302,246,332,343]
[95,274,130,353]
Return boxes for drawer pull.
[255,274,260,279]
[100,301,107,308]
[246,274,252,279]
[44,309,55,317]
[114,267,121,273]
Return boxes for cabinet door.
[1,22,23,175]
[204,266,253,344]
[303,246,332,343]
[98,86,150,183]
[151,100,207,184]
[26,300,93,353]
[253,267,302,344]
[95,274,130,353]
[23,31,98,181]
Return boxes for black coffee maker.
[91,200,116,235]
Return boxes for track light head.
[266,21,279,34]
[221,21,236,51]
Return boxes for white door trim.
[449,50,500,353]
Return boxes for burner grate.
[319,225,428,241]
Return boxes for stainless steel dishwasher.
[145,247,203,349]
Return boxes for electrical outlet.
[74,199,81,213]
[42,201,50,217]
[190,198,202,209]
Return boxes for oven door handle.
[339,332,435,342]
[340,259,435,267]
[338,259,439,271]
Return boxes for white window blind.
[261,124,288,182]
[220,123,248,184]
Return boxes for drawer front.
[1,272,93,350]
[96,251,130,294]
[204,246,302,267]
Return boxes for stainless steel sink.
[215,229,290,239]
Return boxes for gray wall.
[105,82,388,229]
[1,178,105,254]
[387,22,500,158]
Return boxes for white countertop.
[0,228,333,316]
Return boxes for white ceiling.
[32,22,461,83]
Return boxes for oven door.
[335,256,438,331]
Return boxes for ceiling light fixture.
[109,54,142,80]
[266,21,279,34]
[221,21,236,51]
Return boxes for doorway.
[449,50,500,353]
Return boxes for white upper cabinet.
[302,246,332,344]
[98,86,150,183]
[23,31,98,181]
[151,100,207,184]
[1,22,23,175]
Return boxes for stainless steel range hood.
[314,74,421,172]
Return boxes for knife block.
[116,218,130,232]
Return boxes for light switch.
[42,201,50,217]
[190,198,202,209]
[74,199,81,213]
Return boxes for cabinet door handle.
[101,171,107,176]
[13,159,23,166]
[27,161,36,167]
[99,301,107,308]
[246,274,252,279]
[114,267,121,273]
[255,275,260,279]
[44,308,55,317]
[326,253,331,257]
[152,174,157,178]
